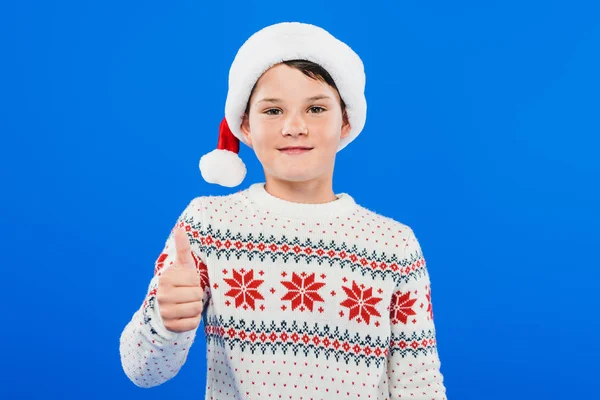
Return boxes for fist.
[157,227,204,333]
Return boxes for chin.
[268,169,320,183]
[275,173,314,183]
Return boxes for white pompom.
[199,149,247,188]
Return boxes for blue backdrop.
[2,1,599,399]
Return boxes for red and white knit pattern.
[119,183,447,399]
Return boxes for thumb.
[173,227,196,270]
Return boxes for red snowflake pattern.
[339,281,382,325]
[425,285,433,320]
[154,253,168,276]
[389,290,417,325]
[191,251,209,291]
[280,272,325,312]
[224,269,265,310]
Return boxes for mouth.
[278,146,314,155]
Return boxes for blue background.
[2,1,599,399]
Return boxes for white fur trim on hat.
[225,22,367,152]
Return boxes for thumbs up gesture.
[157,228,204,333]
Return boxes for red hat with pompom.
[199,117,246,188]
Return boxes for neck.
[264,176,337,204]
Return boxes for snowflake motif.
[339,281,383,325]
[389,290,417,325]
[280,272,325,312]
[191,251,209,291]
[425,285,433,320]
[154,253,168,275]
[223,269,265,310]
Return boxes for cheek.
[248,118,266,144]
[317,118,344,144]
[247,120,276,157]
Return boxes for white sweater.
[119,183,447,399]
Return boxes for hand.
[157,228,204,333]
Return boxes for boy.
[119,22,448,399]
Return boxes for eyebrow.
[256,95,332,104]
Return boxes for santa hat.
[199,22,367,187]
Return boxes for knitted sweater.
[119,183,447,399]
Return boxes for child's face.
[241,63,351,185]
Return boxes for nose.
[281,112,308,137]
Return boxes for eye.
[264,108,282,115]
[308,106,326,113]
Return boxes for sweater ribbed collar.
[245,182,356,221]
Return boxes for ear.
[340,111,351,139]
[240,114,253,147]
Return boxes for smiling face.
[240,62,351,187]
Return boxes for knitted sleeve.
[387,228,448,399]
[119,198,210,388]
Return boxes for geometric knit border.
[389,329,438,358]
[204,316,388,367]
[176,218,427,284]
[204,316,438,367]
[142,281,160,336]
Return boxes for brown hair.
[244,59,348,122]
